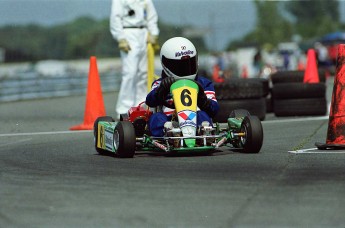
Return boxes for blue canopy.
[320,32,345,43]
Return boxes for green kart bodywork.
[93,113,263,158]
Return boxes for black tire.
[229,109,251,118]
[214,98,266,122]
[120,113,129,121]
[272,83,326,99]
[214,79,263,100]
[271,70,304,84]
[273,98,327,116]
[249,78,270,97]
[113,121,136,158]
[271,70,326,84]
[94,116,114,155]
[239,116,263,153]
[266,96,273,113]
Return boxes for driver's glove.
[118,39,131,53]
[155,77,175,104]
[196,81,211,111]
[148,34,160,52]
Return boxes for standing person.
[253,49,263,77]
[315,42,330,68]
[110,0,159,119]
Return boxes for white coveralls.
[110,0,159,118]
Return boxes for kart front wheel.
[239,116,263,153]
[114,121,136,158]
[94,116,114,155]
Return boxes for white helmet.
[160,37,198,80]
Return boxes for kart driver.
[146,37,219,137]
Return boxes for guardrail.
[0,71,121,102]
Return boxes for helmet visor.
[162,55,197,77]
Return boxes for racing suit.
[110,0,159,118]
[146,74,219,137]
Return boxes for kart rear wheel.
[94,116,114,155]
[114,121,136,158]
[239,116,263,153]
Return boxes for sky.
[0,0,344,51]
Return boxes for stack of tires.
[271,70,328,116]
[213,78,269,122]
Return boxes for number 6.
[181,89,192,106]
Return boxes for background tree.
[0,17,207,62]
[284,0,340,39]
[227,0,293,50]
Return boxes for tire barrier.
[213,78,267,122]
[272,83,326,99]
[214,98,266,122]
[271,70,326,84]
[214,79,264,100]
[271,71,328,117]
[273,97,327,117]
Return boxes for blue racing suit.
[146,75,219,137]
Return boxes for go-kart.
[94,79,263,158]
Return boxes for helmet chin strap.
[162,64,197,80]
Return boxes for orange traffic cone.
[303,49,319,83]
[316,44,345,149]
[297,60,305,70]
[241,65,248,79]
[70,56,106,130]
[212,64,224,83]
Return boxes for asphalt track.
[1,78,345,228]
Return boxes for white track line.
[289,148,345,154]
[264,115,329,124]
[0,130,92,137]
[0,116,330,138]
[283,115,345,154]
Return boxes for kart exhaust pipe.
[152,140,169,152]
[214,137,227,148]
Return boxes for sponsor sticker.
[175,50,194,57]
[178,110,196,121]
[179,119,197,128]
[97,124,105,149]
[105,130,113,151]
